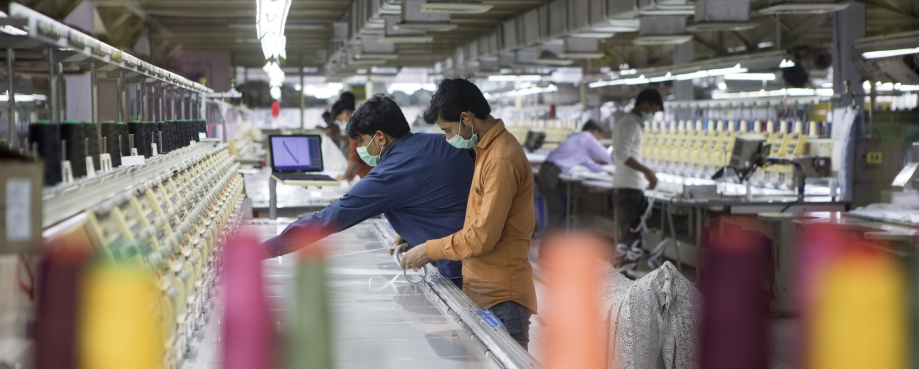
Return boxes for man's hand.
[644,169,658,190]
[400,244,432,270]
[389,235,409,256]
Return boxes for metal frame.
[41,141,221,228]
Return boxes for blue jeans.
[490,301,533,350]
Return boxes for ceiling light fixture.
[758,3,849,15]
[568,32,615,39]
[632,35,693,45]
[560,52,606,59]
[388,83,437,95]
[487,75,543,82]
[724,73,777,81]
[263,61,286,98]
[862,47,919,59]
[534,58,575,66]
[779,59,796,68]
[393,22,458,32]
[378,36,435,43]
[484,84,558,99]
[589,64,748,88]
[711,88,834,100]
[419,2,493,14]
[303,83,343,99]
[256,0,292,60]
[687,22,758,33]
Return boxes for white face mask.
[446,119,478,149]
[641,112,654,122]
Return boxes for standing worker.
[535,120,610,231]
[330,93,372,181]
[400,78,537,350]
[611,88,662,272]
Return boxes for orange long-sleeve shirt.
[425,120,538,313]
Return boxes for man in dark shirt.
[263,94,472,285]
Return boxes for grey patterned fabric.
[596,261,704,369]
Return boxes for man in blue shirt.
[263,94,472,287]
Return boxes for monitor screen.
[270,135,323,171]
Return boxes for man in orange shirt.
[401,78,537,349]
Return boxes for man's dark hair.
[347,93,411,140]
[322,111,331,118]
[331,99,355,119]
[582,119,602,133]
[422,78,491,124]
[635,88,664,109]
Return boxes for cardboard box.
[0,148,43,254]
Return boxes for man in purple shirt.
[536,120,610,230]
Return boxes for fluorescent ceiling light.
[568,32,615,39]
[378,36,434,43]
[0,24,27,36]
[349,59,387,67]
[561,52,606,59]
[779,59,796,68]
[638,7,695,16]
[534,58,575,66]
[868,82,919,92]
[487,75,542,82]
[484,84,558,99]
[302,83,342,99]
[712,88,834,100]
[649,73,673,83]
[256,0,292,60]
[388,83,436,94]
[632,35,693,45]
[620,69,637,75]
[589,64,748,88]
[687,22,758,33]
[0,93,45,102]
[419,2,493,14]
[263,61,285,88]
[674,64,747,80]
[758,3,849,15]
[862,47,919,59]
[229,23,325,31]
[393,22,458,32]
[355,53,399,60]
[724,73,777,81]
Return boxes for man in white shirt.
[610,89,662,269]
[536,120,610,230]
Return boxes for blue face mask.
[356,133,382,166]
[447,122,478,149]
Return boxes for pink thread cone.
[221,231,274,369]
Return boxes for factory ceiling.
[6,0,919,74]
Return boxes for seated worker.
[332,97,373,181]
[263,94,471,287]
[535,119,610,231]
[400,78,537,349]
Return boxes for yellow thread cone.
[807,251,906,369]
[78,264,163,369]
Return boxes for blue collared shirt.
[264,132,473,280]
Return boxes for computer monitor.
[269,135,324,172]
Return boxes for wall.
[170,51,233,93]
